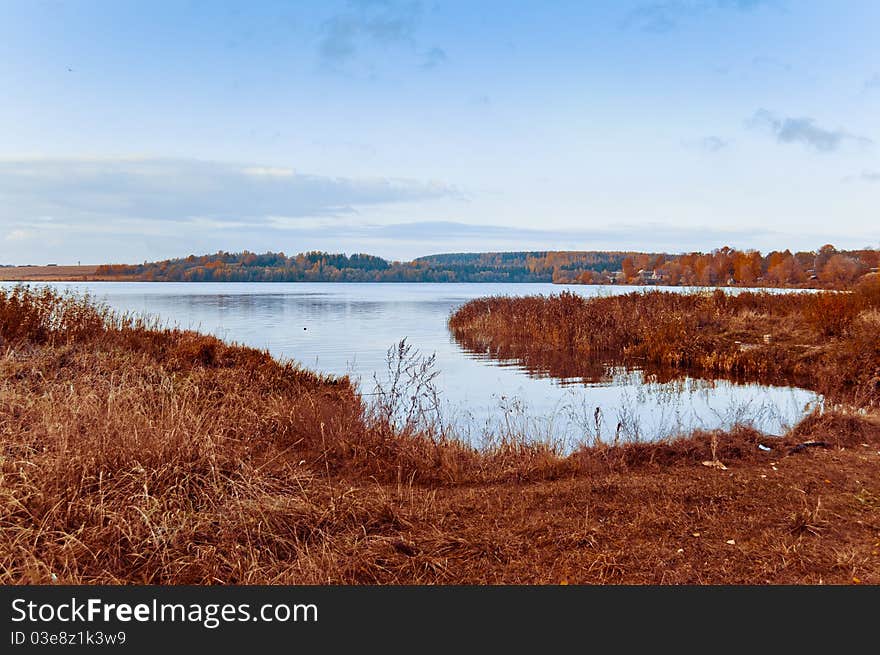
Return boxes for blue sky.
[1,0,878,264]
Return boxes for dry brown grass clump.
[0,287,493,583]
[1,287,601,583]
[449,276,880,408]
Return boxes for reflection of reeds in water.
[388,373,822,453]
[557,382,819,448]
[370,336,825,451]
[449,280,880,410]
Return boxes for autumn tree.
[820,254,862,286]
[767,254,799,285]
[733,250,761,286]
[661,261,682,285]
[621,257,636,281]
[814,244,837,273]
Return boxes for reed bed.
[449,276,880,408]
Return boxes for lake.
[7,281,822,447]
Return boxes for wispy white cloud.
[0,157,464,263]
[0,157,456,226]
[747,109,873,152]
[242,166,296,178]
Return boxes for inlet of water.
[7,281,822,447]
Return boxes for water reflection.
[441,366,821,449]
[6,281,823,446]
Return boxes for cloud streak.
[217,220,880,261]
[3,213,876,267]
[318,1,436,70]
[747,109,873,152]
[843,170,880,184]
[622,0,775,33]
[683,136,729,153]
[0,158,458,264]
[353,220,779,252]
[0,158,456,226]
[420,47,447,70]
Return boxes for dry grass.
[1,286,878,584]
[449,277,880,408]
[0,287,565,583]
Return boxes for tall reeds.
[449,276,880,408]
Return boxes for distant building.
[46,263,57,267]
[637,269,665,284]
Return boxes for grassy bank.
[1,287,878,584]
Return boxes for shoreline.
[0,269,841,291]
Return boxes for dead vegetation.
[1,286,878,584]
[449,276,880,408]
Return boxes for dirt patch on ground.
[351,418,880,583]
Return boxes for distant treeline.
[95,245,879,287]
[95,250,647,283]
[598,245,879,288]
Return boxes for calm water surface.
[12,282,822,446]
